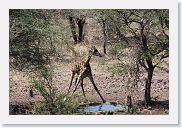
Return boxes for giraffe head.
[89,46,102,57]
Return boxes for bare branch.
[163,30,169,39]
[154,54,168,68]
[139,59,148,71]
[123,22,140,41]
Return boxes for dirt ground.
[9,55,169,115]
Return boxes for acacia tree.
[95,10,108,54]
[123,10,169,105]
[107,10,169,105]
[93,9,130,54]
[9,10,52,70]
[10,9,72,70]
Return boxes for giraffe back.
[70,45,101,75]
[72,44,89,61]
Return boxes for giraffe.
[67,46,106,103]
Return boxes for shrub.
[108,43,125,58]
[109,62,128,76]
[9,9,72,70]
[31,66,81,115]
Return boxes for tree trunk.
[68,16,77,43]
[140,27,154,106]
[126,95,132,113]
[76,18,85,42]
[102,20,107,54]
[78,25,83,41]
[145,67,154,106]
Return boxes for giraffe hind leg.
[88,75,106,103]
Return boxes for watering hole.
[81,103,124,113]
[9,102,125,114]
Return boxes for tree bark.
[145,67,154,106]
[126,95,132,113]
[102,20,107,54]
[68,16,77,43]
[140,25,154,106]
[76,18,85,42]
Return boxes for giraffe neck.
[84,52,92,66]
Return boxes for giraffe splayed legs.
[67,46,105,103]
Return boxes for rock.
[105,102,111,105]
[117,105,125,112]
[148,106,152,110]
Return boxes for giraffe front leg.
[80,79,86,98]
[72,76,82,94]
[72,69,85,94]
[67,72,75,94]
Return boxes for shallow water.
[84,104,122,113]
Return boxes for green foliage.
[9,9,72,70]
[10,10,51,70]
[104,9,169,65]
[31,66,56,114]
[109,43,125,58]
[31,95,81,115]
[31,66,81,115]
[9,9,169,113]
[109,62,128,76]
[54,94,81,114]
[127,105,138,114]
